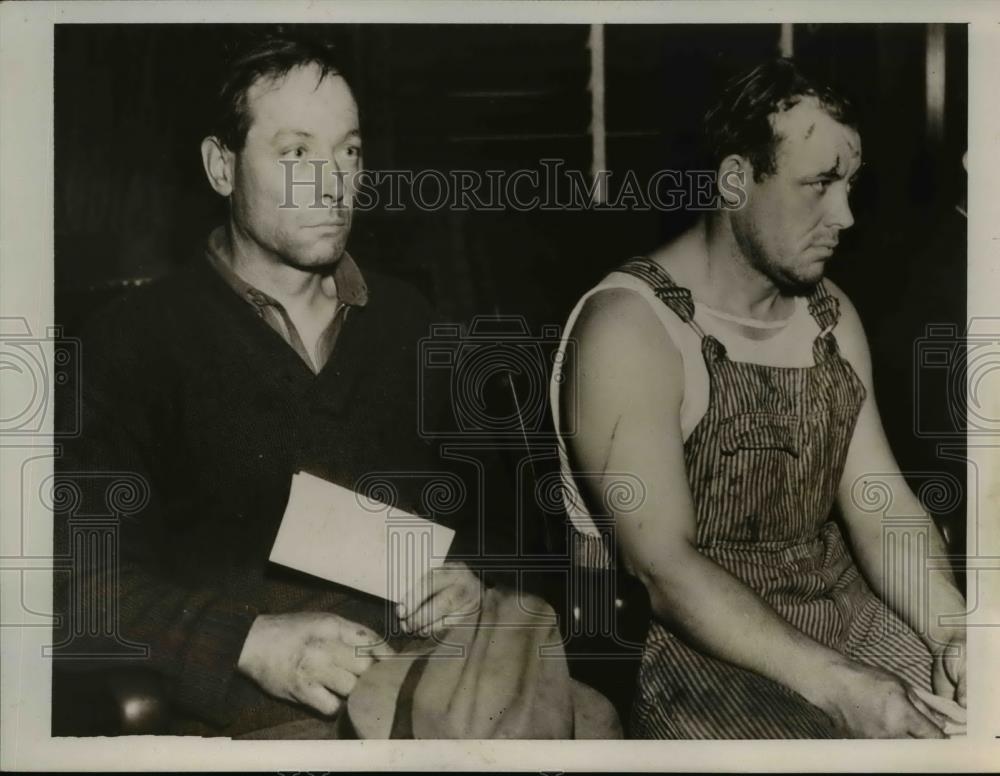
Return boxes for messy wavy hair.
[704,57,858,181]
[211,27,354,152]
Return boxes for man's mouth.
[308,216,349,228]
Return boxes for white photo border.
[2,1,998,771]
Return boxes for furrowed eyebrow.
[809,154,865,182]
[801,169,840,182]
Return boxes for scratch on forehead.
[845,132,861,159]
[831,129,863,176]
[821,151,857,178]
[819,154,843,177]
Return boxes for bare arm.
[829,282,967,704]
[562,288,945,736]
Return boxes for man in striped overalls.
[554,58,966,738]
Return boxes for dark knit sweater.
[54,254,486,736]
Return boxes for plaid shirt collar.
[205,225,369,373]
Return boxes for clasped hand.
[237,611,391,716]
[237,562,482,716]
[931,629,967,709]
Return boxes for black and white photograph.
[1,1,999,771]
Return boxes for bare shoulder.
[572,285,682,368]
[564,285,685,425]
[820,277,873,377]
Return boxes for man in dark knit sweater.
[53,33,487,737]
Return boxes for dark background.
[55,21,969,547]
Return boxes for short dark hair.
[212,28,354,152]
[703,57,857,181]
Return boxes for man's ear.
[717,154,751,208]
[201,136,235,197]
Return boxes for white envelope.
[269,471,456,604]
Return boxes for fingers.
[296,683,342,717]
[405,586,475,635]
[326,615,396,660]
[324,637,376,676]
[956,664,967,708]
[931,654,952,700]
[907,691,953,733]
[313,613,394,660]
[398,589,442,635]
[321,615,382,648]
[932,649,968,709]
[358,640,398,660]
[908,719,946,739]
[315,662,362,698]
[397,569,440,620]
[397,563,463,622]
[904,706,946,739]
[240,612,391,716]
[292,639,375,715]
[314,614,397,669]
[948,643,968,708]
[400,571,481,635]
[911,683,966,723]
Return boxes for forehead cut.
[770,97,861,174]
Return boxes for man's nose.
[323,162,346,207]
[826,187,854,230]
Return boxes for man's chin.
[775,270,823,297]
[287,244,349,272]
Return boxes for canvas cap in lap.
[347,587,622,739]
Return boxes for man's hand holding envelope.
[242,472,478,717]
[397,561,483,638]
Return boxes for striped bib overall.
[619,259,933,739]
